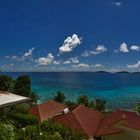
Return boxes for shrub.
[0,123,17,140]
[8,113,38,128]
[41,132,63,140]
[41,120,87,140]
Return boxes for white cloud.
[120,42,129,53]
[6,48,35,61]
[72,63,89,69]
[58,34,82,55]
[112,1,122,6]
[92,64,104,68]
[63,60,71,64]
[53,60,61,65]
[130,45,140,51]
[63,57,79,64]
[82,45,107,57]
[5,55,24,61]
[35,53,54,65]
[96,45,107,53]
[69,57,79,64]
[127,61,140,69]
[24,48,35,57]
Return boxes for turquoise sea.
[3,72,140,110]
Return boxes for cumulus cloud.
[82,45,107,57]
[6,48,35,61]
[72,63,89,69]
[130,45,140,51]
[35,53,54,65]
[24,48,35,57]
[127,61,140,69]
[58,34,82,55]
[115,43,140,53]
[96,45,107,53]
[112,1,122,6]
[120,42,129,53]
[63,57,79,64]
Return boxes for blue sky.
[1,0,140,72]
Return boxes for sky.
[1,0,140,72]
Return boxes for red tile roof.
[54,107,140,137]
[53,105,103,137]
[30,101,140,137]
[96,109,140,136]
[29,100,67,123]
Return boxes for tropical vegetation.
[0,74,39,103]
[0,74,140,139]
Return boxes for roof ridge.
[36,105,42,121]
[72,105,103,136]
[95,114,105,135]
[95,116,124,137]
[72,105,83,113]
[72,109,89,135]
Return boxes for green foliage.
[18,125,40,140]
[95,99,106,112]
[41,120,86,140]
[77,95,106,112]
[0,74,108,140]
[29,91,39,104]
[41,132,63,140]
[52,91,65,103]
[8,112,38,128]
[135,102,140,114]
[7,104,38,128]
[13,75,31,96]
[13,75,38,103]
[0,123,17,140]
[77,95,95,109]
[77,95,89,107]
[10,104,29,114]
[88,100,95,109]
[0,75,13,91]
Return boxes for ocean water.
[3,72,140,109]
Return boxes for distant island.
[115,71,130,74]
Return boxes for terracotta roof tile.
[54,108,140,137]
[29,100,67,122]
[53,105,103,137]
[96,109,140,136]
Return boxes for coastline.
[2,71,140,110]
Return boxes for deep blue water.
[3,72,140,109]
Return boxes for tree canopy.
[52,91,65,103]
[13,75,31,97]
[0,75,13,91]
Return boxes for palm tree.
[95,99,106,112]
[29,92,39,104]
[52,92,65,103]
[77,95,89,107]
